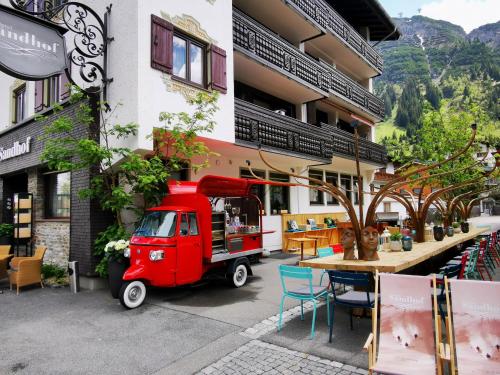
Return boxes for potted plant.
[452,222,461,234]
[104,240,130,298]
[460,221,469,233]
[0,223,13,245]
[446,225,454,237]
[389,232,403,251]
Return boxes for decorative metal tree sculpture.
[435,186,499,226]
[248,124,485,261]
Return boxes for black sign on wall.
[0,3,67,80]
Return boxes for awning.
[167,175,294,198]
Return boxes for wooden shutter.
[60,70,70,101]
[210,45,227,93]
[34,80,44,112]
[151,15,173,73]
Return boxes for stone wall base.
[35,221,70,267]
[79,276,108,291]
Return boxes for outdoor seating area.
[0,245,46,295]
[275,227,500,373]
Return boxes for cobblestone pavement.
[196,340,368,375]
[198,298,368,375]
[240,300,326,340]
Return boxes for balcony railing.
[235,99,388,164]
[235,99,334,161]
[233,9,385,120]
[286,0,383,72]
[325,125,388,165]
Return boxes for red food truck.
[119,175,283,308]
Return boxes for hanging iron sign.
[0,3,67,80]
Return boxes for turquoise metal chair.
[317,247,334,286]
[278,265,330,339]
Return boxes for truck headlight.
[124,248,131,258]
[149,250,164,261]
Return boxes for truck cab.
[119,175,287,309]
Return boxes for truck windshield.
[134,211,177,237]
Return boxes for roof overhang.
[324,0,400,41]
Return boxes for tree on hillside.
[424,81,442,109]
[395,80,423,137]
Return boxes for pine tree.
[395,80,423,133]
[425,81,442,110]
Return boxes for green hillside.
[374,16,500,153]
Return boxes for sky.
[379,0,500,33]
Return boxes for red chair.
[476,239,492,281]
[332,244,344,254]
[458,252,468,279]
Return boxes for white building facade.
[0,0,399,270]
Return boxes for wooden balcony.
[235,99,388,165]
[233,9,385,122]
[286,0,383,72]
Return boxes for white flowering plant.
[104,239,130,261]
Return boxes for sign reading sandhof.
[0,4,67,80]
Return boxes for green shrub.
[0,223,13,237]
[42,264,66,280]
[452,222,460,228]
[94,224,130,278]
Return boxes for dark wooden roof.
[325,0,400,41]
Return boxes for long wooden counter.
[299,226,488,273]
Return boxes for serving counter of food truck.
[118,175,284,308]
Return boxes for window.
[269,172,289,214]
[151,15,226,93]
[45,172,71,218]
[240,168,266,205]
[188,213,199,235]
[172,32,206,87]
[341,174,352,202]
[134,211,177,237]
[316,109,328,125]
[47,76,60,105]
[309,169,324,205]
[325,172,338,205]
[383,202,391,213]
[13,85,26,124]
[412,188,422,195]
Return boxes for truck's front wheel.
[231,264,248,288]
[119,280,146,309]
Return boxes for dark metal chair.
[327,270,375,343]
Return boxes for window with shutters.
[150,14,226,93]
[34,73,70,113]
[172,31,206,88]
[13,85,26,124]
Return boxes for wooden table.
[305,235,329,255]
[288,237,316,261]
[299,227,488,273]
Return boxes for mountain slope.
[374,16,500,147]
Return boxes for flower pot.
[433,226,444,241]
[390,240,402,252]
[446,226,454,237]
[108,258,129,299]
[402,236,413,251]
[453,226,461,234]
[460,222,469,233]
[0,236,11,245]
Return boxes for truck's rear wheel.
[231,264,248,288]
[119,280,146,309]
